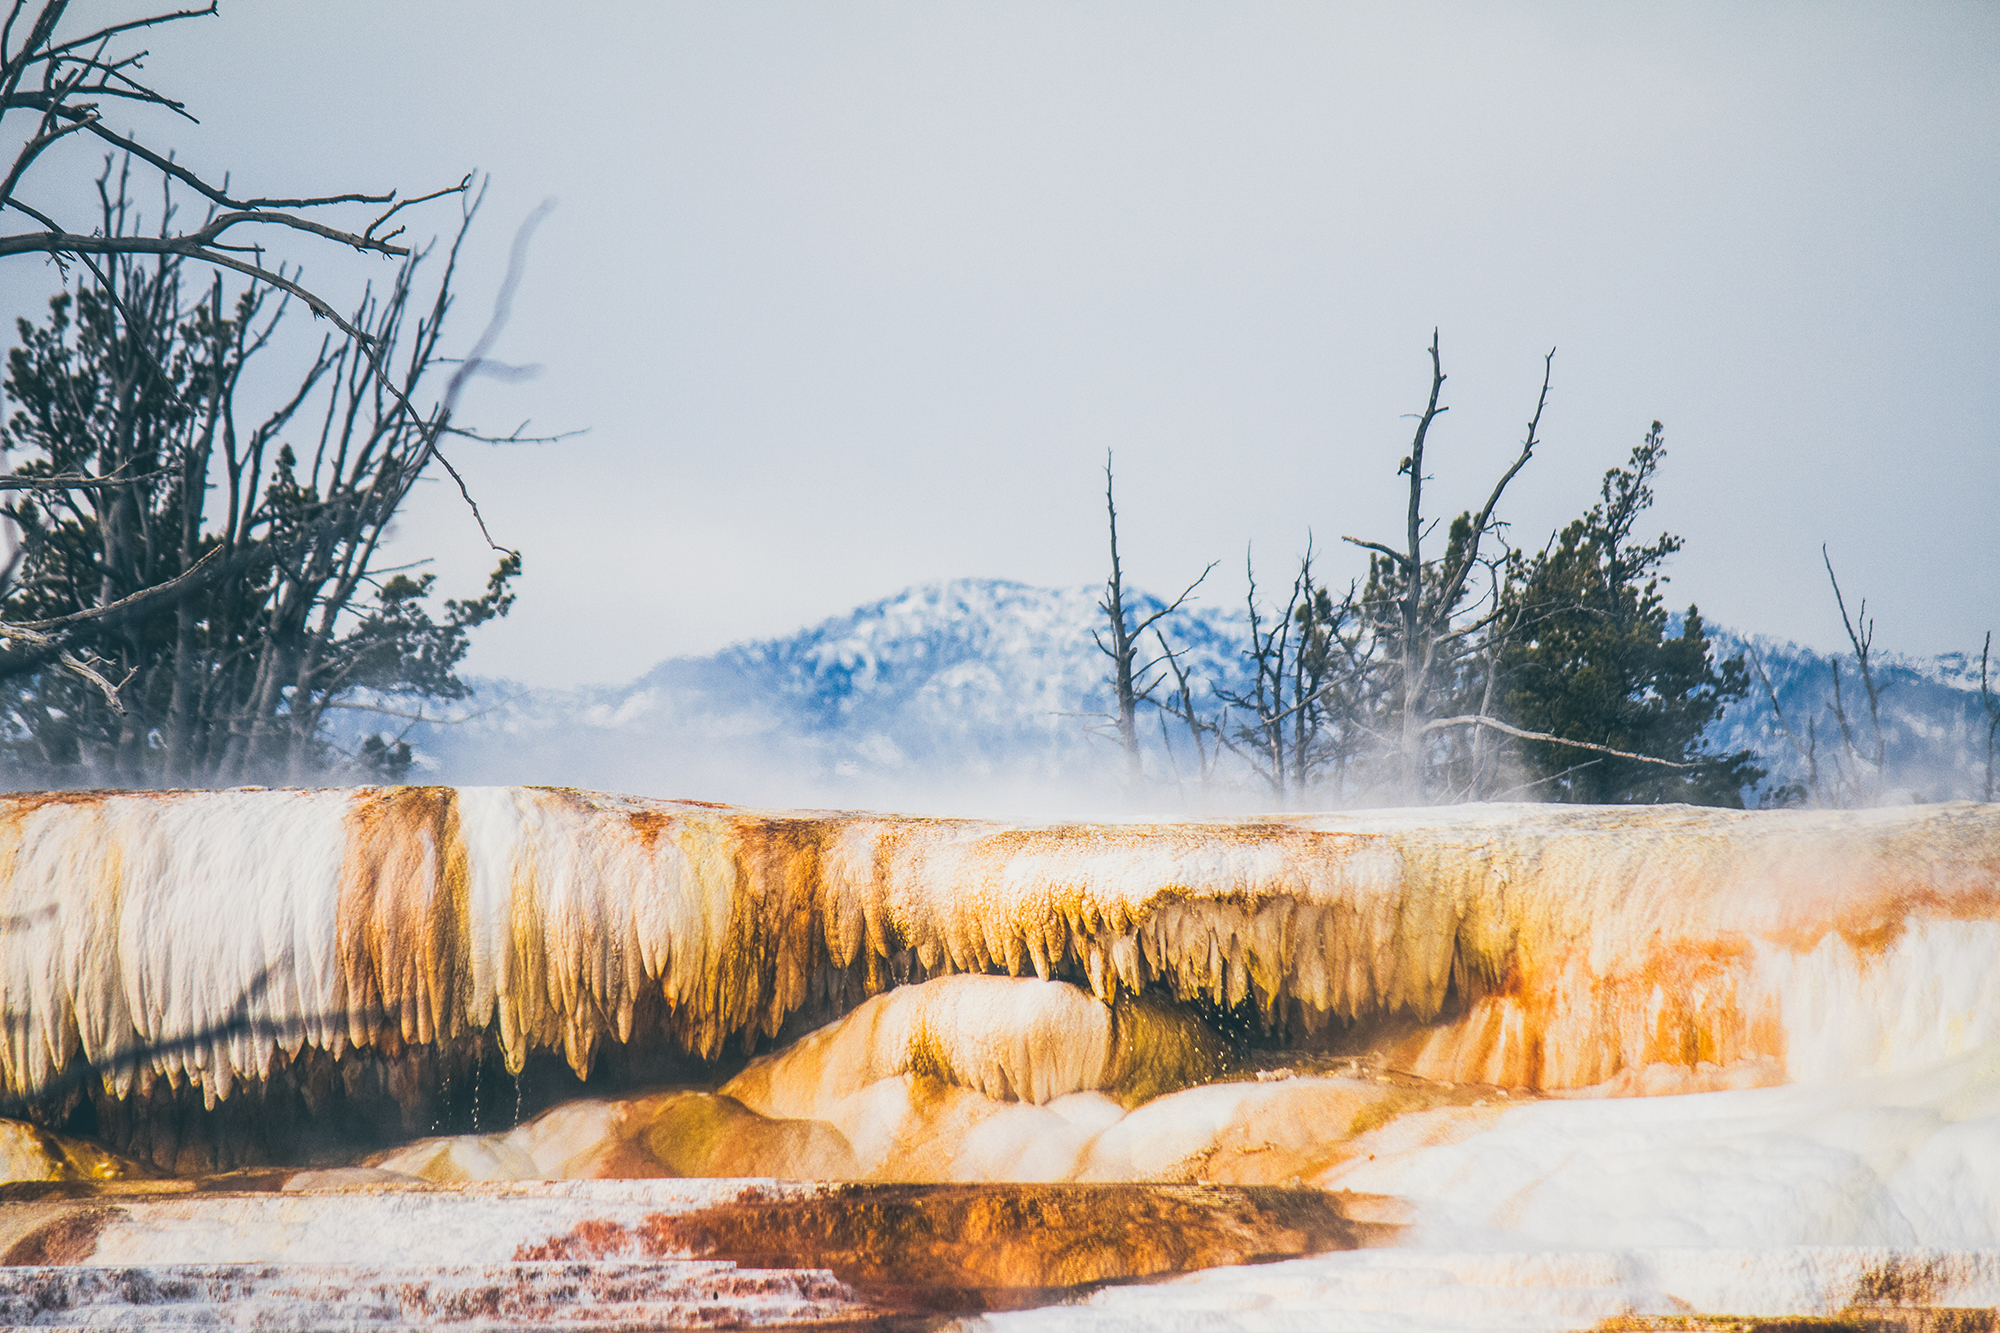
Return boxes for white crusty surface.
[973,1245,2000,1331]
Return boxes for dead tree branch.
[1980,630,1997,803]
[1092,449,1215,793]
[1422,713,1692,767]
[1340,333,1552,802]
[1821,547,1886,805]
[3,2,467,346]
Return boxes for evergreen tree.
[1500,424,1763,804]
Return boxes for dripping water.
[432,1063,451,1134]
[470,1039,481,1134]
[513,1071,523,1129]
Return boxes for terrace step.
[0,1178,1397,1327]
[0,1259,886,1329]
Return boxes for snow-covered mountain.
[380,580,1242,814]
[1705,628,1995,805]
[359,579,1994,814]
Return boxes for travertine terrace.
[3,787,1996,1115]
[3,788,1999,1329]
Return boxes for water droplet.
[432,1065,451,1134]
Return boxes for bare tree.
[1208,546,1378,805]
[1093,451,1214,793]
[1153,626,1227,797]
[1821,549,1887,805]
[1342,333,1550,802]
[1981,632,1998,804]
[1447,544,1524,800]
[1748,551,1892,808]
[1214,550,1301,802]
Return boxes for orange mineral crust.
[2,788,1996,1111]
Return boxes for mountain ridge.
[351,577,1993,814]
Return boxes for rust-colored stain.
[0,1205,112,1265]
[624,808,671,850]
[514,1182,1399,1309]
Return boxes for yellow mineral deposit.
[0,1120,153,1183]
[365,1089,859,1183]
[719,973,1222,1119]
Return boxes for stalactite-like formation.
[3,787,1997,1120]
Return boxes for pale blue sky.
[4,3,1995,686]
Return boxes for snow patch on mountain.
[349,580,1992,814]
[1703,627,1994,804]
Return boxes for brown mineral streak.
[727,814,829,1048]
[336,787,471,1052]
[512,1183,1399,1305]
[0,1204,112,1265]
